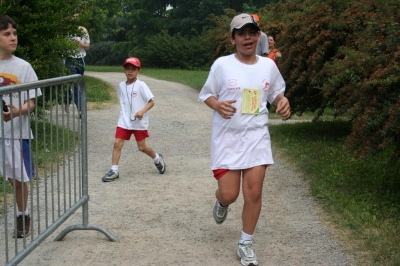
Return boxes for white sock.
[239,231,253,244]
[111,165,119,172]
[17,209,29,217]
[153,153,160,164]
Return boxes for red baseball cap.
[122,57,141,68]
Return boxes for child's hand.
[216,100,237,119]
[135,111,144,120]
[275,97,291,120]
[2,105,16,122]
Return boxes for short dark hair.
[0,15,17,31]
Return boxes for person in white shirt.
[198,13,290,266]
[64,13,90,116]
[102,57,166,182]
[0,15,42,238]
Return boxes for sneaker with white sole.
[237,241,258,266]
[213,200,229,224]
[155,153,166,174]
[102,169,119,182]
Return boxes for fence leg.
[53,224,118,242]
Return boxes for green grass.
[270,121,400,266]
[31,120,79,167]
[86,65,209,91]
[84,75,113,102]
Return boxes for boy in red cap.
[102,57,165,182]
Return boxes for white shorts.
[0,139,35,182]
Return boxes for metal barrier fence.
[0,74,117,266]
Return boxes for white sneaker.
[237,241,258,266]
[102,169,119,182]
[155,153,166,174]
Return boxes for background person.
[252,14,269,57]
[267,35,281,68]
[102,57,166,182]
[0,15,42,238]
[64,13,90,117]
[198,13,290,266]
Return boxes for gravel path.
[19,72,354,266]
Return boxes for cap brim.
[232,23,260,32]
[122,63,139,67]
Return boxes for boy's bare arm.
[204,96,237,119]
[3,99,35,122]
[135,99,154,120]
[272,93,291,119]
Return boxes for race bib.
[242,88,260,114]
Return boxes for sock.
[153,153,160,164]
[239,231,253,244]
[111,165,119,172]
[17,209,29,217]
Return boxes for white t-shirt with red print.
[117,79,154,130]
[0,56,42,139]
[199,54,285,170]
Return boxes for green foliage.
[131,30,210,69]
[258,0,400,161]
[270,121,400,265]
[85,0,122,43]
[202,9,236,62]
[0,0,91,79]
[85,41,127,65]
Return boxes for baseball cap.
[230,13,260,33]
[122,57,141,68]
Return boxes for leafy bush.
[260,0,400,161]
[85,41,127,66]
[130,30,211,70]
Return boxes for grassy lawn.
[84,75,119,110]
[269,121,400,265]
[86,65,209,92]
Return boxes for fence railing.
[0,74,117,266]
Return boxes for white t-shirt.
[0,56,42,139]
[117,79,154,130]
[198,54,285,170]
[71,26,90,58]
